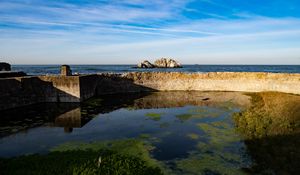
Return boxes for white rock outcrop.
[137,58,181,68]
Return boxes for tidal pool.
[0,91,299,175]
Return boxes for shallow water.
[0,91,299,174]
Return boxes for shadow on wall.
[96,74,156,95]
[0,77,80,111]
[0,74,157,111]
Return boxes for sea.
[11,65,300,75]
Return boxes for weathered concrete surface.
[0,72,299,111]
[0,75,96,110]
[38,76,81,102]
[60,65,72,76]
[119,72,300,95]
[96,73,154,95]
[79,75,99,101]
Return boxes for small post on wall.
[60,65,72,76]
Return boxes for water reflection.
[0,103,83,137]
[233,92,300,174]
[0,91,299,174]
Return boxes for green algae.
[176,110,221,123]
[176,114,193,122]
[231,92,300,174]
[139,133,151,139]
[145,113,164,121]
[233,92,300,139]
[197,122,240,147]
[174,106,248,174]
[52,139,156,164]
[0,139,164,175]
[187,133,199,140]
[176,153,247,175]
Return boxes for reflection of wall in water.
[54,107,91,133]
[131,91,251,109]
[0,103,90,137]
[232,92,300,174]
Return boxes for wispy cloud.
[0,0,300,64]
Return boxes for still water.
[0,91,299,174]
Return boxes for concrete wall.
[0,76,82,110]
[79,75,99,101]
[0,72,299,111]
[38,76,81,102]
[118,72,300,95]
[0,78,37,110]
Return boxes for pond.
[0,91,299,175]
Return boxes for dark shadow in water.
[243,133,300,175]
[0,103,81,137]
[0,92,153,138]
[233,92,300,175]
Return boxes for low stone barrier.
[96,72,300,95]
[0,72,299,111]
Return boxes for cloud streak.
[0,0,300,64]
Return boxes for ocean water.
[12,65,300,75]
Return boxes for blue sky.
[0,0,300,64]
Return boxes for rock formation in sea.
[137,60,155,68]
[154,58,181,68]
[137,58,181,68]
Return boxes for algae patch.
[176,114,193,122]
[187,133,199,140]
[145,113,164,121]
[231,92,300,174]
[0,139,163,175]
[176,154,247,175]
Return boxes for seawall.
[0,75,98,110]
[0,72,299,111]
[119,72,300,94]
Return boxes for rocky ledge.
[137,58,182,68]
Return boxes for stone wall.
[79,75,99,101]
[0,72,299,111]
[118,72,300,95]
[38,76,81,102]
[0,76,82,110]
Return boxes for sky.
[0,0,300,65]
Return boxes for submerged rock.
[154,58,181,68]
[137,60,155,68]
